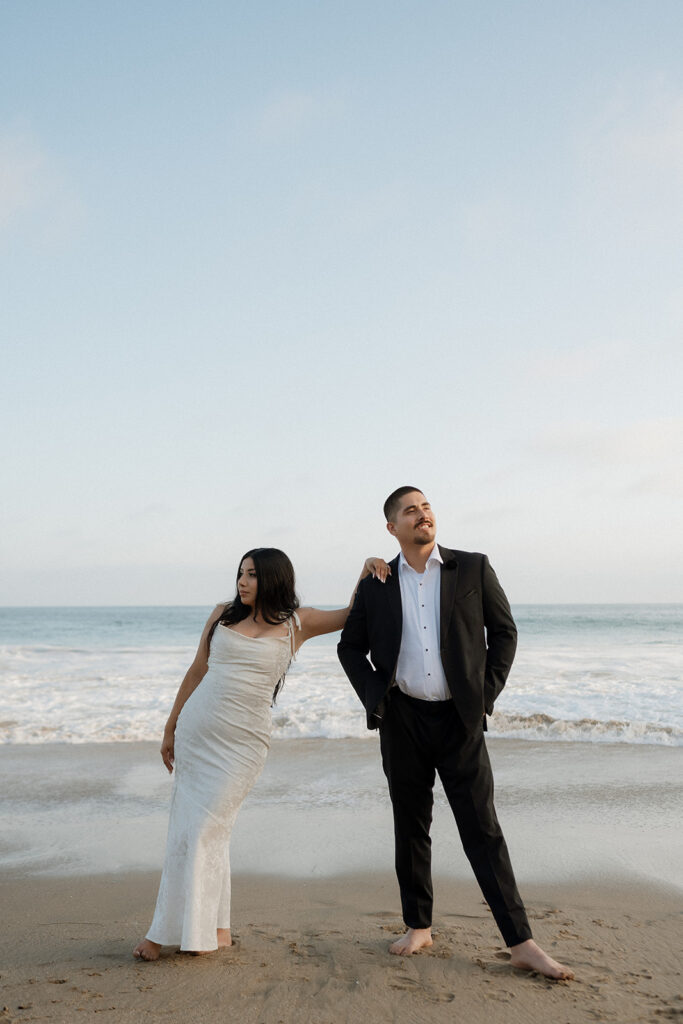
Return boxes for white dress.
[146,615,298,951]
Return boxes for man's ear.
[386,521,397,538]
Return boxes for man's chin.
[414,534,436,547]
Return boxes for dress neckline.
[220,624,289,643]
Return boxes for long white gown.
[146,615,298,951]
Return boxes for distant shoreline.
[2,601,682,608]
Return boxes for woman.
[133,547,389,961]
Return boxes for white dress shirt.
[395,544,450,701]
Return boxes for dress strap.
[286,611,301,658]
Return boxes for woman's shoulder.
[204,602,229,629]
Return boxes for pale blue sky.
[2,1,682,605]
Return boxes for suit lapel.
[385,554,402,639]
[439,545,459,645]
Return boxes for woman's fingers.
[366,557,391,582]
[160,742,174,773]
[373,559,391,582]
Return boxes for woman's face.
[237,557,258,608]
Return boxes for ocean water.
[0,605,680,746]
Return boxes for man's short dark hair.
[383,486,424,523]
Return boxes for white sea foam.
[486,713,681,746]
[0,628,681,746]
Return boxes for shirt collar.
[399,543,442,575]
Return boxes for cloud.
[0,127,82,240]
[459,195,521,247]
[458,503,524,526]
[620,471,680,497]
[251,89,342,142]
[529,339,630,383]
[0,131,46,226]
[253,90,325,141]
[535,417,683,495]
[575,79,683,236]
[333,179,408,236]
[128,503,171,519]
[602,83,683,174]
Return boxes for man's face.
[387,491,436,549]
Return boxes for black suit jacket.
[337,545,517,732]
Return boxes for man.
[338,487,573,980]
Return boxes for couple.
[134,487,573,981]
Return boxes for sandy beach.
[2,738,681,1022]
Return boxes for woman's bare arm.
[160,604,225,773]
[296,558,391,646]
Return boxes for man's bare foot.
[189,928,233,956]
[389,927,433,956]
[133,939,162,962]
[509,938,574,980]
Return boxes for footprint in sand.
[288,942,325,962]
[529,908,561,921]
[390,977,423,992]
[653,1005,683,1019]
[425,991,455,1003]
[442,911,488,920]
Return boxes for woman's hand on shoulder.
[364,557,391,582]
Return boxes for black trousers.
[379,688,532,948]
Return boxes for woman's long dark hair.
[207,548,300,701]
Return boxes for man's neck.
[400,542,436,574]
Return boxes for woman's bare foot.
[189,928,233,956]
[509,938,574,980]
[133,939,162,962]
[389,927,433,956]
